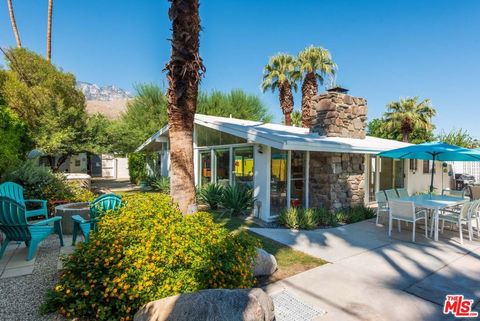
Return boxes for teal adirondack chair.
[71,194,123,245]
[0,196,64,261]
[0,182,48,220]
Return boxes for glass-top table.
[398,194,467,241]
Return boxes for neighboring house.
[39,153,129,180]
[137,89,449,222]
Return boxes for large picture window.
[233,147,254,188]
[215,149,230,186]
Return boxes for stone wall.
[309,152,365,210]
[310,92,368,139]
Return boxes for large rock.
[134,288,275,321]
[253,248,278,277]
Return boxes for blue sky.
[0,0,479,137]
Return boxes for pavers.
[255,220,480,321]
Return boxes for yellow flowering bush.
[42,193,258,321]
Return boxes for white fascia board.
[135,125,170,152]
[282,140,391,154]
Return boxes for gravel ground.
[0,236,67,321]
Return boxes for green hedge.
[43,193,258,320]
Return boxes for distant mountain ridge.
[77,81,132,101]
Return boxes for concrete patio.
[251,219,480,321]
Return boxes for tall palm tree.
[290,110,302,127]
[7,0,22,48]
[164,0,205,214]
[384,97,436,143]
[297,46,336,128]
[261,54,299,126]
[46,0,53,61]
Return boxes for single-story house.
[137,89,449,222]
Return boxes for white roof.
[137,114,410,154]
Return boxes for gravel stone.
[0,235,67,321]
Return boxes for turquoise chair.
[0,182,48,220]
[71,194,123,245]
[0,196,64,261]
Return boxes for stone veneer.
[308,91,367,210]
[310,92,368,139]
[309,152,365,210]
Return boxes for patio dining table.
[398,194,467,242]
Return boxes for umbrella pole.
[430,155,436,195]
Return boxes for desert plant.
[221,184,254,216]
[198,183,224,210]
[151,176,170,194]
[302,208,318,229]
[334,205,375,224]
[42,193,258,320]
[279,207,301,229]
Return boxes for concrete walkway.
[251,220,480,321]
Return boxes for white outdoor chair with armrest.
[442,189,465,199]
[396,188,409,198]
[385,189,399,201]
[438,201,474,244]
[388,200,428,242]
[375,191,389,225]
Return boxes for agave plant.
[151,176,170,194]
[197,183,224,210]
[221,184,254,216]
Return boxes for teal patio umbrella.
[378,142,480,193]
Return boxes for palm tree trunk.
[301,72,318,128]
[165,0,205,214]
[279,82,294,126]
[7,0,22,48]
[402,132,409,143]
[46,0,53,61]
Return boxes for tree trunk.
[279,82,294,126]
[165,0,205,215]
[301,72,318,128]
[46,0,53,61]
[402,132,409,143]
[7,0,22,48]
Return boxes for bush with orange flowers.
[42,192,258,321]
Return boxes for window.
[196,125,246,147]
[409,159,418,172]
[233,147,254,188]
[199,151,211,186]
[270,148,288,215]
[215,149,230,185]
[423,160,431,174]
[290,151,306,207]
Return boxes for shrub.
[279,207,301,229]
[151,176,170,194]
[127,153,147,184]
[335,205,375,224]
[69,183,97,202]
[221,184,254,216]
[42,193,258,321]
[4,161,74,201]
[302,208,318,229]
[198,183,224,210]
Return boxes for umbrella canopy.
[378,142,480,193]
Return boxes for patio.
[251,219,480,321]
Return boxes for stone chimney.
[310,91,368,139]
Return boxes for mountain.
[77,82,131,120]
[77,81,132,101]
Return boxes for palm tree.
[46,0,53,61]
[297,46,336,128]
[261,54,299,126]
[290,110,302,127]
[384,97,436,143]
[164,0,205,214]
[7,0,22,48]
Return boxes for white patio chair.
[396,188,409,198]
[470,200,480,238]
[468,185,480,201]
[442,188,465,199]
[385,189,399,201]
[438,201,474,244]
[388,200,428,242]
[375,191,389,225]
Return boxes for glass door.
[270,148,288,215]
[199,151,212,186]
[290,151,306,207]
[233,147,254,188]
[215,149,230,186]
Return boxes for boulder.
[253,248,277,277]
[134,288,275,321]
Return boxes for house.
[137,89,449,222]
